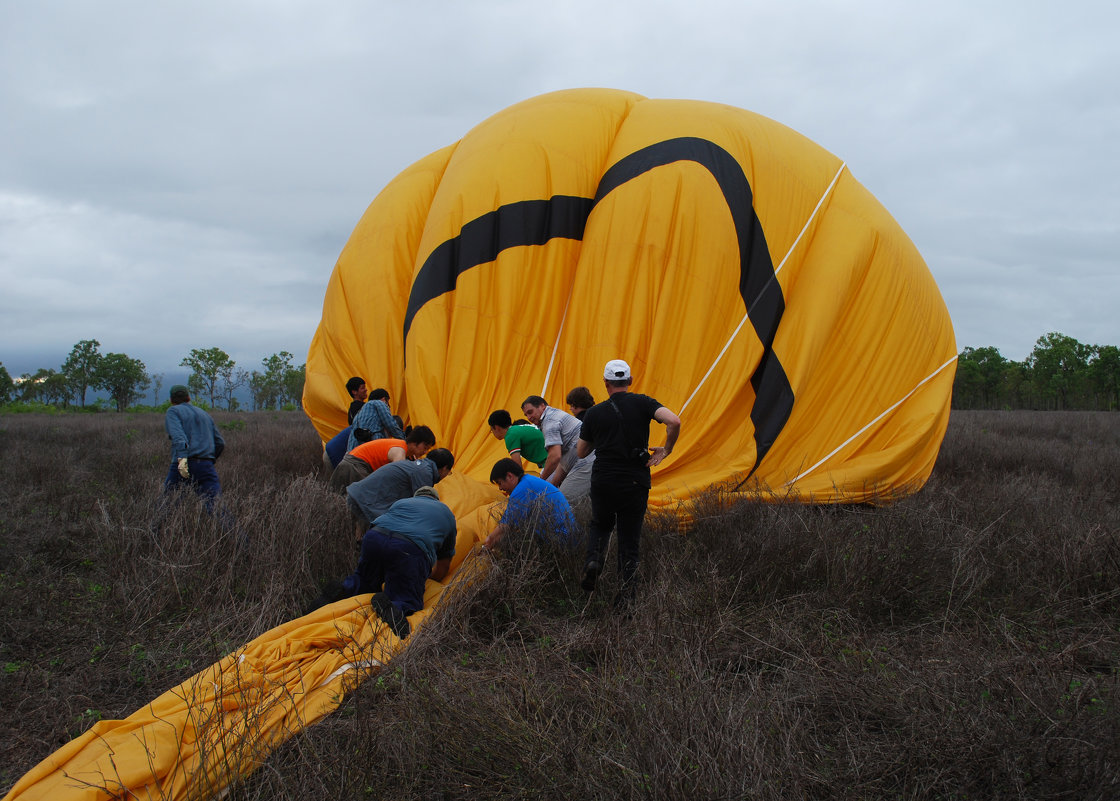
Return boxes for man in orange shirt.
[329,425,436,492]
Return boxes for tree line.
[954,332,1120,411]
[4,330,1115,414]
[0,340,305,412]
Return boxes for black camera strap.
[608,398,646,462]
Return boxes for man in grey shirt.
[521,395,593,503]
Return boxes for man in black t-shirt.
[576,359,681,601]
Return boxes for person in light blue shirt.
[484,458,577,550]
[163,384,225,509]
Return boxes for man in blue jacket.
[163,384,225,511]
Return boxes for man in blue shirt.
[163,384,225,511]
[484,458,577,550]
[334,486,458,639]
[347,387,405,451]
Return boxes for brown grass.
[2,410,1119,799]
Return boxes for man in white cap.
[576,359,681,603]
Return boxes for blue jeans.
[342,528,431,614]
[163,459,222,512]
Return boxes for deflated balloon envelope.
[305,88,956,507]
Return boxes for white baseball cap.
[603,359,631,380]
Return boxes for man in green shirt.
[487,409,548,468]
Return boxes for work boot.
[580,560,601,592]
[371,592,411,639]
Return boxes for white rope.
[680,162,847,414]
[318,658,383,688]
[773,162,846,278]
[541,279,576,397]
[781,354,959,488]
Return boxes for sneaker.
[371,592,411,639]
[581,560,601,592]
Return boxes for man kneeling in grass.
[485,458,577,551]
[312,486,457,639]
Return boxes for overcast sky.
[2,1,1117,377]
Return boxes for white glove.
[178,457,190,479]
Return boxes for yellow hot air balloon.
[3,89,956,801]
[305,88,956,508]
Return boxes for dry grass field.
[1,410,1118,799]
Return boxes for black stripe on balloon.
[402,196,594,341]
[591,137,792,474]
[402,136,793,472]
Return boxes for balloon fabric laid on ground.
[306,88,956,504]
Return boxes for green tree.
[180,347,235,409]
[96,353,150,412]
[220,366,248,411]
[282,361,306,408]
[251,352,299,410]
[21,368,71,405]
[952,354,983,409]
[1027,332,1091,409]
[1088,345,1120,410]
[0,362,13,404]
[248,370,270,411]
[954,347,1010,409]
[62,339,103,407]
[1000,360,1033,409]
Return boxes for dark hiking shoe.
[304,579,347,615]
[371,592,412,639]
[581,560,601,592]
[321,580,347,603]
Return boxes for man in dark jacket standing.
[163,384,225,511]
[576,360,681,602]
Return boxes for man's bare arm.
[648,407,681,467]
[430,557,452,582]
[540,444,562,481]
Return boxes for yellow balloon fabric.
[4,89,956,801]
[306,88,956,503]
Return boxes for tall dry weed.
[3,410,1120,799]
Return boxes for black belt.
[187,456,215,462]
